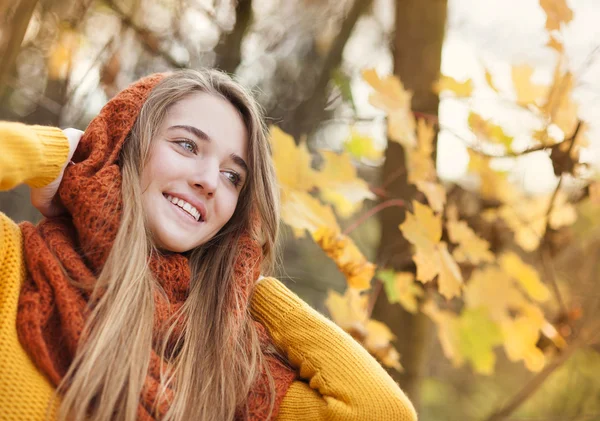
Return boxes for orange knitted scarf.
[16,73,296,420]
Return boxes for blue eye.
[223,171,242,187]
[175,139,197,153]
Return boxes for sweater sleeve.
[250,277,417,421]
[0,121,69,190]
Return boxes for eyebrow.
[168,124,249,175]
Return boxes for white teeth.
[165,194,202,221]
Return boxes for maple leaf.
[499,252,550,303]
[281,190,340,238]
[415,181,446,213]
[484,68,500,93]
[343,128,383,161]
[407,119,436,184]
[362,68,416,148]
[546,35,564,53]
[270,125,318,192]
[434,75,474,97]
[512,65,548,105]
[364,320,402,370]
[317,150,375,218]
[467,150,515,203]
[539,0,574,31]
[447,219,495,265]
[313,227,375,290]
[377,269,423,313]
[501,305,546,371]
[424,302,503,375]
[400,202,463,298]
[48,28,79,80]
[325,288,368,335]
[468,112,514,150]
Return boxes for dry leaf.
[378,269,423,313]
[270,126,318,192]
[434,75,474,97]
[468,112,514,150]
[512,65,548,105]
[539,0,574,31]
[447,219,495,265]
[415,181,446,213]
[317,150,375,218]
[281,190,340,238]
[499,252,550,303]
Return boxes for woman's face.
[141,92,249,253]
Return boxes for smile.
[164,194,204,222]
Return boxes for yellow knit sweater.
[0,121,417,421]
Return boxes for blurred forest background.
[1,0,600,420]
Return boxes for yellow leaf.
[500,305,546,371]
[424,302,503,375]
[399,201,442,251]
[378,269,423,313]
[539,0,574,31]
[270,126,318,192]
[343,128,384,161]
[468,112,514,150]
[589,181,600,205]
[464,266,527,321]
[313,227,375,290]
[362,68,416,148]
[467,150,515,203]
[434,75,474,97]
[499,252,550,302]
[325,288,368,334]
[546,35,564,53]
[415,181,446,213]
[281,190,340,238]
[543,69,578,136]
[364,319,402,370]
[512,65,548,105]
[407,119,436,183]
[317,150,375,218]
[447,219,495,265]
[48,29,79,80]
[437,242,464,299]
[413,248,440,283]
[484,69,499,93]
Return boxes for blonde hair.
[57,69,281,421]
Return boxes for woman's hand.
[31,128,83,217]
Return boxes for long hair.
[57,69,281,421]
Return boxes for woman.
[0,69,416,421]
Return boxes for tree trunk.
[370,0,447,411]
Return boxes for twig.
[343,199,405,236]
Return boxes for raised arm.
[0,121,69,191]
[250,277,417,421]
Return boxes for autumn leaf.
[415,181,446,213]
[362,68,416,148]
[364,320,402,370]
[48,28,79,80]
[512,65,548,105]
[343,128,383,161]
[484,68,499,93]
[281,190,340,238]
[313,227,375,290]
[317,150,375,218]
[400,201,463,298]
[500,305,546,371]
[499,252,550,303]
[546,35,564,53]
[434,75,474,97]
[270,125,318,192]
[407,119,436,184]
[467,150,515,203]
[539,0,574,32]
[424,302,503,375]
[447,219,495,265]
[377,269,423,313]
[468,112,514,150]
[325,288,368,335]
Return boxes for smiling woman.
[0,69,417,421]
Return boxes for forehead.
[164,92,249,158]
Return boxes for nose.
[191,158,219,197]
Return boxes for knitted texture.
[15,74,296,420]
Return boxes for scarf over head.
[16,73,297,420]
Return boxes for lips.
[163,193,206,222]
